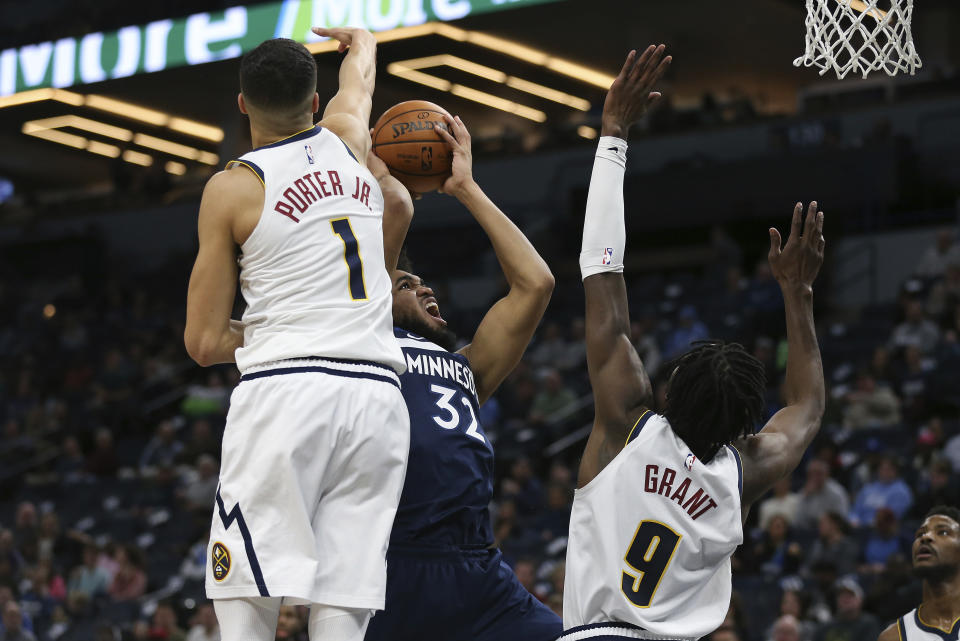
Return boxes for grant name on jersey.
[644,464,719,521]
[274,169,374,223]
[405,351,478,402]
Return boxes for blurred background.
[1,1,959,639]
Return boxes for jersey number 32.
[429,384,485,443]
[621,520,682,608]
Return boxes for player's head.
[912,505,960,583]
[663,340,766,463]
[391,251,457,351]
[239,39,319,125]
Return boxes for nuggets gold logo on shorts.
[212,541,231,582]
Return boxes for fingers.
[617,50,637,80]
[803,201,818,243]
[631,45,657,80]
[787,202,803,245]
[436,124,458,149]
[438,115,469,149]
[769,228,782,259]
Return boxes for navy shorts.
[364,546,562,641]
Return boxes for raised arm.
[368,148,414,272]
[312,27,377,162]
[437,116,554,404]
[737,203,826,508]
[184,169,262,366]
[577,46,671,487]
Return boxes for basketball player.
[362,114,561,641]
[559,45,826,641]
[878,506,960,641]
[184,29,409,641]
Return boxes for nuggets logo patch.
[212,542,231,582]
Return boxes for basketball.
[372,100,454,194]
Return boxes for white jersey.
[897,608,960,641]
[227,124,404,374]
[564,411,744,641]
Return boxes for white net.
[793,0,922,79]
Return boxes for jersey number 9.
[621,520,681,608]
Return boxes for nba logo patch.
[212,542,231,582]
[602,248,614,265]
[304,144,315,164]
[684,452,696,471]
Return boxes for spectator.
[768,615,801,641]
[2,601,37,641]
[140,421,184,471]
[529,323,569,369]
[812,577,880,641]
[888,300,940,355]
[914,229,960,279]
[107,546,146,602]
[178,420,220,465]
[926,262,960,321]
[180,455,219,513]
[275,605,306,640]
[896,345,931,421]
[711,628,744,641]
[85,429,118,478]
[501,458,544,517]
[803,512,859,578]
[777,589,818,641]
[54,437,86,483]
[794,460,850,531]
[66,546,108,601]
[185,604,219,641]
[149,603,185,641]
[13,503,38,553]
[528,369,577,424]
[750,515,801,578]
[910,457,960,518]
[534,482,573,544]
[758,477,800,530]
[512,558,537,594]
[841,372,901,430]
[0,531,23,577]
[662,305,709,360]
[861,508,907,573]
[180,372,229,418]
[848,454,913,526]
[35,512,64,564]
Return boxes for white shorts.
[205,357,409,610]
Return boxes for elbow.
[184,329,217,367]
[529,267,556,302]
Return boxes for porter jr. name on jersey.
[273,169,375,223]
[643,463,719,520]
[404,349,478,402]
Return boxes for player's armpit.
[736,405,821,507]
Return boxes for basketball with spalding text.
[372,100,453,194]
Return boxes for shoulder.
[202,168,263,206]
[318,113,368,162]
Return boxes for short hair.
[396,247,414,273]
[240,39,317,113]
[925,505,960,525]
[663,341,766,463]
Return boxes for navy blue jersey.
[391,328,495,547]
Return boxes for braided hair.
[663,340,767,463]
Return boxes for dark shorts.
[364,546,562,641]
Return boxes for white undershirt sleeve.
[579,136,628,281]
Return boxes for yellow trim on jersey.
[916,608,960,634]
[620,519,682,609]
[226,160,265,187]
[624,410,651,447]
[266,123,316,147]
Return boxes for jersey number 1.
[331,218,367,300]
[621,520,681,608]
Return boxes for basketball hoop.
[794,0,922,79]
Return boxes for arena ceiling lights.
[9,89,221,174]
[307,23,615,124]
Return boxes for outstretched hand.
[601,45,672,138]
[435,114,474,198]
[769,202,825,293]
[311,27,373,53]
